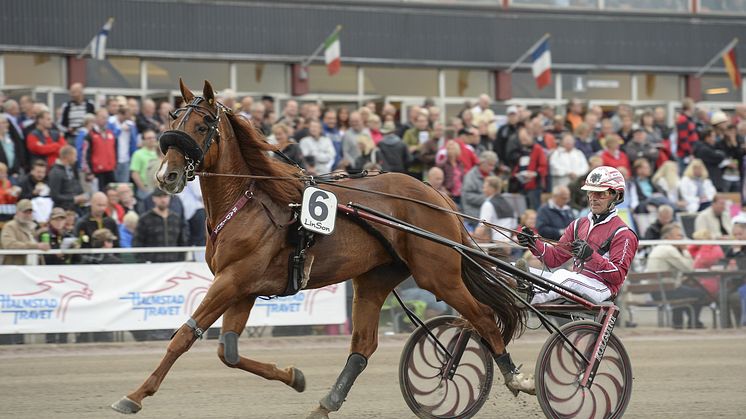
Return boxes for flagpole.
[506,33,551,73]
[695,37,739,78]
[76,44,90,60]
[299,25,343,78]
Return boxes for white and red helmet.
[582,166,626,203]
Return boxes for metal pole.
[695,37,738,78]
[506,33,551,74]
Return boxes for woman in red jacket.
[600,135,631,175]
[689,229,725,299]
[510,126,548,210]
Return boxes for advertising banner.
[0,263,346,334]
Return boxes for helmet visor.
[581,184,611,192]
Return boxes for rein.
[194,169,570,253]
[165,96,566,254]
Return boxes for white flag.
[89,18,114,60]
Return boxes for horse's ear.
[203,80,215,107]
[179,78,194,103]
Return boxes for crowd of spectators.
[2,84,746,332]
[0,83,200,269]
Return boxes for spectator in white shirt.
[474,176,517,243]
[299,120,336,174]
[550,133,589,187]
[679,158,717,213]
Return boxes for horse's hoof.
[110,396,142,414]
[306,405,330,419]
[290,367,306,393]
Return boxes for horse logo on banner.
[8,275,93,322]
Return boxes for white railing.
[3,239,746,266]
[0,246,206,265]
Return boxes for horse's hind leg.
[410,256,535,396]
[307,267,404,419]
[217,296,305,392]
[111,270,241,414]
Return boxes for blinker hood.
[159,130,204,163]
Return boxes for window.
[87,57,140,89]
[604,0,689,12]
[236,63,288,94]
[147,60,229,92]
[3,53,63,87]
[444,69,489,98]
[306,64,357,94]
[699,0,746,13]
[510,0,599,8]
[511,71,555,99]
[700,75,742,102]
[636,74,682,101]
[363,66,438,97]
[562,72,632,101]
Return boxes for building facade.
[1,0,744,119]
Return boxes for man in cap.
[0,199,46,344]
[497,105,520,168]
[80,228,121,265]
[1,199,48,265]
[42,207,77,265]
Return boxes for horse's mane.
[226,113,304,207]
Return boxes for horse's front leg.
[110,271,241,414]
[217,296,305,392]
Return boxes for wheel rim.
[400,318,493,419]
[537,323,631,419]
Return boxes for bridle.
[159,96,226,181]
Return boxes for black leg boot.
[494,352,535,396]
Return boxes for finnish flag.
[90,18,114,61]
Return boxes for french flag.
[531,39,552,90]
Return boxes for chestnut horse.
[110,80,527,418]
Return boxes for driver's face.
[587,190,615,215]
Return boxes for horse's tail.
[434,189,525,343]
[460,256,526,345]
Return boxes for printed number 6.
[309,191,329,222]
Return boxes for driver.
[518,166,639,304]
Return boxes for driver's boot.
[495,352,536,396]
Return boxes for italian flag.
[723,44,742,89]
[324,32,341,76]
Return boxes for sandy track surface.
[1,328,745,418]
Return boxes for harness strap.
[260,201,297,229]
[208,182,255,243]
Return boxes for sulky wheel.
[535,320,632,419]
[399,315,493,419]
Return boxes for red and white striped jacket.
[529,209,638,296]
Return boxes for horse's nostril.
[166,172,179,183]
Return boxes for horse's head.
[156,79,224,194]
